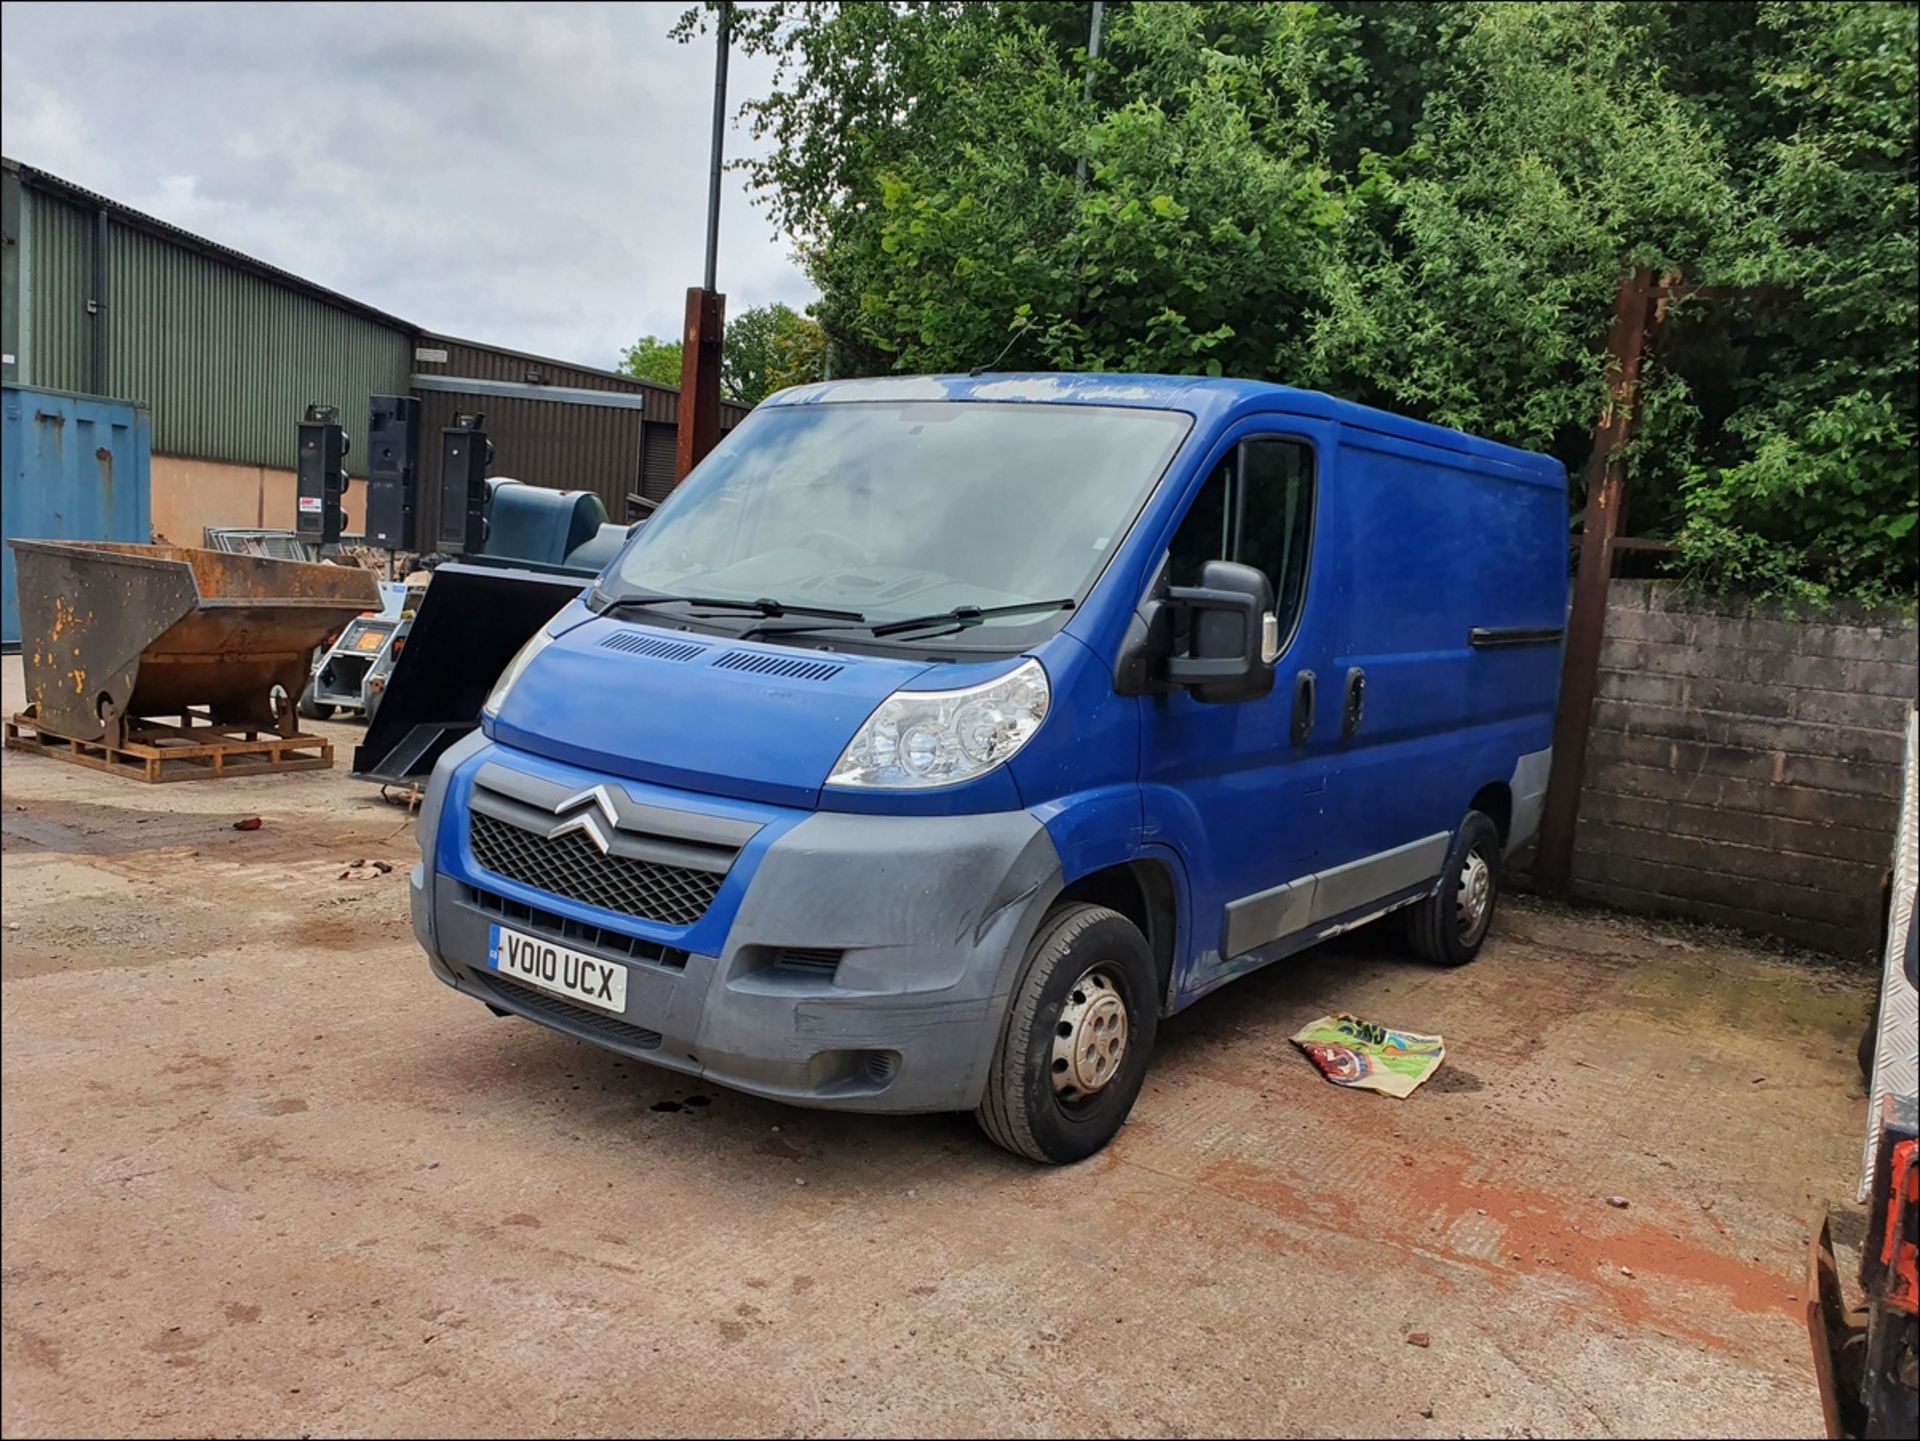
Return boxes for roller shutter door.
[641,422,679,505]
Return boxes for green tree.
[1665,0,1919,602]
[722,302,828,404]
[617,334,684,388]
[1309,2,1738,447]
[675,0,1918,602]
[620,303,827,405]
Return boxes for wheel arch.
[1469,781,1513,848]
[1057,858,1180,1015]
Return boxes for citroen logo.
[547,784,623,855]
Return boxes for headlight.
[828,658,1050,790]
[483,627,557,718]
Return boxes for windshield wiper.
[599,593,867,623]
[743,597,1077,643]
[736,596,1077,644]
[868,598,1076,638]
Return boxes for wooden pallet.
[4,708,333,783]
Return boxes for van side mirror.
[1164,560,1277,704]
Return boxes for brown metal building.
[411,336,749,547]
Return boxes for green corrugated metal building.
[1,157,747,544]
[2,157,414,473]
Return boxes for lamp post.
[1075,1,1104,187]
[675,0,731,483]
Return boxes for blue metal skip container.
[2,384,153,647]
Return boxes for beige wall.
[150,455,299,546]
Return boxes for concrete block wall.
[1559,580,1917,957]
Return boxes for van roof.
[766,372,1565,484]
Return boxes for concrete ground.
[0,655,1879,1438]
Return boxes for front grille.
[468,810,724,928]
[469,886,688,969]
[481,972,663,1051]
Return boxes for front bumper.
[414,743,1062,1113]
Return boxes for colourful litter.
[1291,1014,1445,1098]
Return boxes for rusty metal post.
[1534,268,1656,895]
[675,287,725,483]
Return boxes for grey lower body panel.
[1507,746,1551,856]
[415,806,1062,1115]
[1222,832,1449,961]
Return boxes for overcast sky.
[0,0,815,369]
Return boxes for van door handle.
[1342,666,1366,738]
[1291,669,1316,745]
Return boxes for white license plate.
[487,925,629,1014]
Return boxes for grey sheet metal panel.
[412,336,751,429]
[1508,746,1553,856]
[1223,831,1450,960]
[1862,706,1918,1200]
[416,338,677,420]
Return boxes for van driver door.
[1135,419,1340,1004]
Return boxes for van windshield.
[604,400,1192,632]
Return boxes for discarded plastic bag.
[1291,1013,1445,1098]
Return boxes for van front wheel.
[1407,811,1502,966]
[976,903,1158,1165]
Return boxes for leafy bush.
[680,0,1917,603]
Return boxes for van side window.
[1164,439,1315,638]
[1236,440,1314,639]
[1166,458,1231,589]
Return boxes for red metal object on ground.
[1809,1103,1920,1439]
[1877,1136,1917,1317]
[1808,1215,1863,1441]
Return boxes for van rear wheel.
[1406,811,1502,966]
[976,903,1157,1165]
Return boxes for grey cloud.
[0,0,814,367]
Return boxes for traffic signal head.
[295,404,349,544]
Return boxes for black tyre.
[1406,811,1503,966]
[976,903,1158,1165]
[296,678,333,722]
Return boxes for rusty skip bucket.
[8,540,381,745]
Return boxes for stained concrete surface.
[0,656,1878,1437]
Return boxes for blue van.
[410,374,1566,1163]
